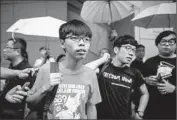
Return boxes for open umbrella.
[6,16,66,39]
[131,2,176,28]
[80,1,142,24]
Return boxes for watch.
[136,111,144,118]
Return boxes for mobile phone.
[21,82,30,91]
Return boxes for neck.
[11,56,24,66]
[159,53,176,58]
[112,57,128,67]
[61,54,83,71]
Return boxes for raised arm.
[85,53,110,70]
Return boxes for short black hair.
[113,35,138,48]
[8,37,28,61]
[59,19,92,40]
[155,30,176,46]
[136,44,145,49]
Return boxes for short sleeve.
[33,59,42,67]
[88,71,102,105]
[133,69,145,89]
[29,63,50,93]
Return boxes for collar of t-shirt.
[9,59,30,69]
[59,62,84,75]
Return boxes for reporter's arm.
[1,67,20,79]
[85,53,110,70]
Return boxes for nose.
[129,50,134,56]
[78,39,85,46]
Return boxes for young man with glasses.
[97,35,149,119]
[0,38,35,119]
[26,19,101,119]
[143,30,176,119]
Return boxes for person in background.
[143,30,176,119]
[97,35,149,119]
[131,44,145,73]
[130,44,146,114]
[26,19,101,119]
[33,46,55,68]
[0,37,35,119]
[56,54,65,62]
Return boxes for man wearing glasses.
[0,38,35,119]
[97,35,149,119]
[143,30,176,119]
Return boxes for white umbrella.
[7,16,66,38]
[131,2,176,28]
[81,1,142,24]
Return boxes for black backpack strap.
[43,62,60,119]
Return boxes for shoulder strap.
[43,62,59,112]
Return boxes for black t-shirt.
[131,59,145,75]
[143,55,176,119]
[131,59,145,108]
[97,63,144,119]
[0,59,35,119]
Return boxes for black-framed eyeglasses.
[159,38,176,46]
[121,45,136,53]
[65,35,91,43]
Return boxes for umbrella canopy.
[131,2,176,28]
[7,16,66,38]
[80,1,142,24]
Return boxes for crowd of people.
[0,19,176,119]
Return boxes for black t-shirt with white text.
[97,63,144,119]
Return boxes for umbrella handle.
[12,28,19,42]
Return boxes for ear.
[113,47,119,54]
[60,39,65,49]
[16,49,21,56]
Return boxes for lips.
[126,57,132,61]
[76,49,86,54]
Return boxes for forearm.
[1,67,20,79]
[137,93,149,112]
[87,104,97,119]
[26,86,47,107]
[85,58,105,70]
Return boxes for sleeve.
[33,59,41,67]
[29,64,50,94]
[133,69,145,89]
[88,71,102,105]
